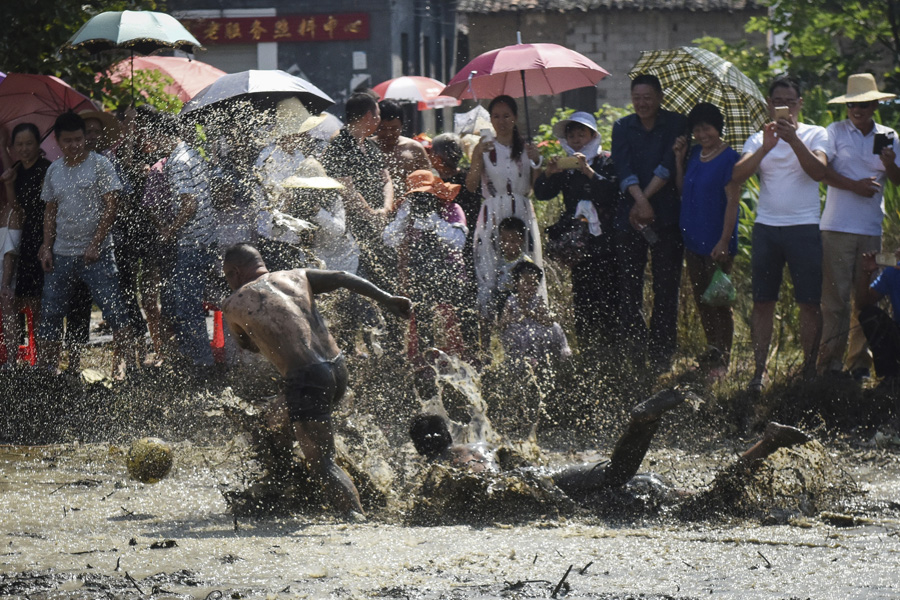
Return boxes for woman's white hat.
[552,111,599,139]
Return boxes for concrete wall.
[461,8,765,128]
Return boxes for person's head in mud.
[512,261,544,304]
[375,99,404,151]
[409,414,453,459]
[430,133,464,180]
[271,96,311,152]
[345,92,380,139]
[223,243,267,291]
[79,110,123,154]
[83,117,105,153]
[498,216,527,261]
[281,157,344,221]
[53,112,88,166]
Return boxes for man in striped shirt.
[160,132,219,374]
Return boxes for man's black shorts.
[283,354,348,422]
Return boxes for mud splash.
[1,354,899,598]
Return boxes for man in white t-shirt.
[37,112,136,375]
[733,76,829,391]
[818,74,900,379]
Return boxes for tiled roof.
[458,0,759,13]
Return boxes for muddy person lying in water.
[222,243,412,519]
[410,388,811,507]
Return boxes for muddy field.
[1,360,899,599]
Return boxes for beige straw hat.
[281,157,344,189]
[298,113,329,134]
[273,97,312,138]
[828,73,896,104]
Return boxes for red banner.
[185,13,370,45]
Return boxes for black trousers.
[615,226,684,367]
[571,235,619,354]
[859,305,900,378]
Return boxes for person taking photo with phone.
[732,76,829,393]
[817,74,900,381]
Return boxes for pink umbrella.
[0,73,96,161]
[373,76,461,111]
[442,42,610,134]
[104,56,225,103]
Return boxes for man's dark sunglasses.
[846,101,877,109]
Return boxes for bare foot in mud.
[630,388,685,423]
[764,421,812,449]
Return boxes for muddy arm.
[306,269,411,319]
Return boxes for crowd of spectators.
[0,73,898,395]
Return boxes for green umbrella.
[63,10,203,102]
[628,46,767,152]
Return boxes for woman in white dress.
[465,96,546,343]
[0,160,24,367]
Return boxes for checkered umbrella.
[628,47,766,151]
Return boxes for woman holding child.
[673,102,741,379]
[466,95,546,332]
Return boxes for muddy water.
[2,437,899,599]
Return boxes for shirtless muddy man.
[222,243,411,518]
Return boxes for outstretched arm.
[306,269,412,319]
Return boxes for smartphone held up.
[873,132,894,155]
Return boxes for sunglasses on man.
[846,101,878,109]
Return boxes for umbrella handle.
[519,70,531,139]
[467,71,478,103]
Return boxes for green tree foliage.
[0,0,178,110]
[748,0,900,89]
[697,0,900,96]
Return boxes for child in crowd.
[490,217,546,321]
[384,170,468,357]
[500,261,571,369]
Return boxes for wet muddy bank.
[1,358,899,598]
[2,430,899,599]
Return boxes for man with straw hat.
[818,74,900,380]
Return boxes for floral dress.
[473,142,545,317]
